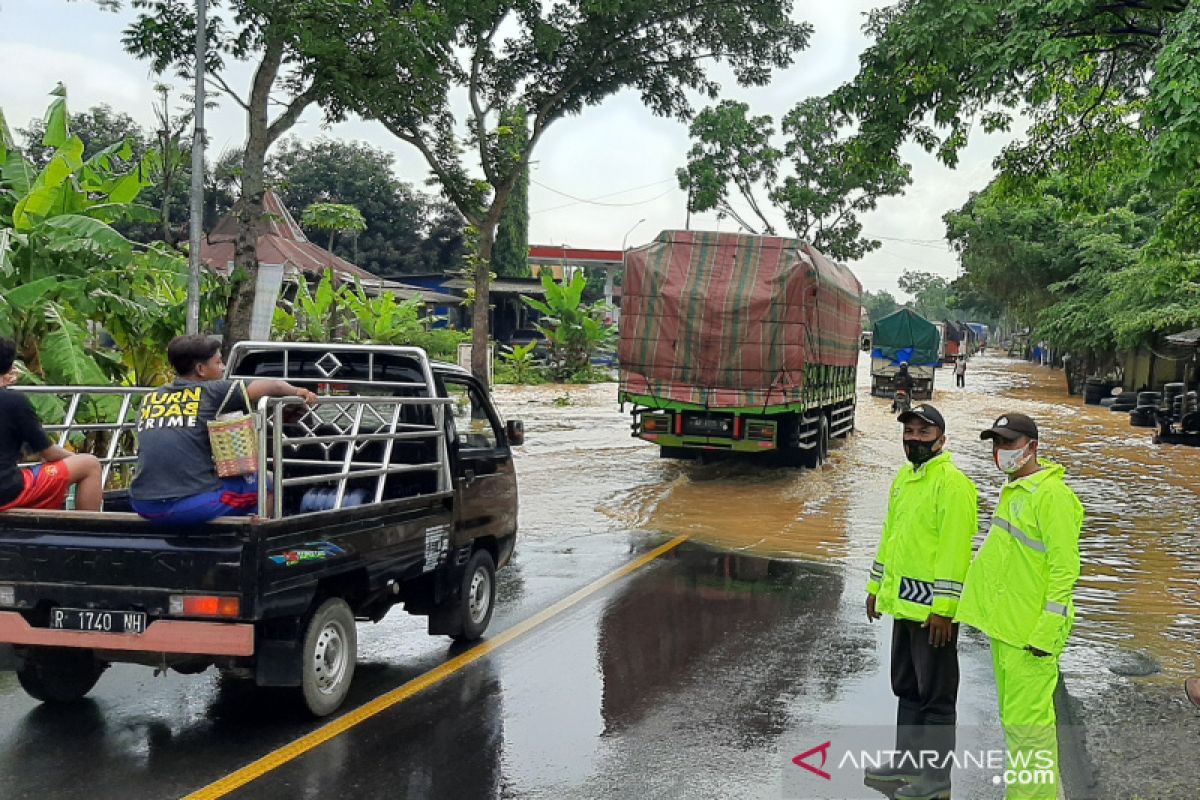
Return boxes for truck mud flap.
[255,638,303,687]
[0,643,19,671]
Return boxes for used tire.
[300,597,357,717]
[451,549,497,643]
[16,648,105,703]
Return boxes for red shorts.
[0,463,71,512]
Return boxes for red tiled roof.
[200,190,379,282]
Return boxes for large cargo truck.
[870,308,940,399]
[618,231,862,468]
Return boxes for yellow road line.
[184,534,690,800]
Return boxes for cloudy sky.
[0,1,1020,298]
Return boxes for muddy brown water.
[493,354,1200,681]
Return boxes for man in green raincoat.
[958,412,1084,800]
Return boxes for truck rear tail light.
[746,421,777,441]
[639,413,673,434]
[169,595,240,618]
[0,585,14,607]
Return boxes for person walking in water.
[954,356,967,389]
[866,404,979,799]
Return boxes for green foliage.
[496,341,544,385]
[677,98,910,260]
[492,107,531,278]
[522,272,614,382]
[1,86,212,390]
[301,201,366,253]
[291,0,814,383]
[271,269,468,359]
[271,138,464,276]
[897,271,952,322]
[862,289,901,323]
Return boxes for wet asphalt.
[0,357,1107,800]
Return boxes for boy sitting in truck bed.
[128,334,316,524]
[0,337,103,512]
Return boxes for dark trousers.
[891,617,959,718]
[890,619,960,779]
[956,373,965,388]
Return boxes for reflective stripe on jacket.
[956,460,1084,657]
[867,451,979,622]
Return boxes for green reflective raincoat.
[956,460,1084,657]
[867,451,979,622]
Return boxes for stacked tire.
[1164,383,1186,417]
[1130,391,1160,428]
[1083,379,1107,406]
[1110,392,1137,412]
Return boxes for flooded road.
[542,354,1199,682]
[0,353,1193,799]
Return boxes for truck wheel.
[452,549,497,643]
[300,598,357,717]
[17,648,105,703]
[801,415,830,469]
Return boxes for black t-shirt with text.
[130,379,249,501]
[0,389,54,506]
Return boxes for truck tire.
[300,597,357,717]
[451,549,497,643]
[801,415,830,469]
[16,648,105,703]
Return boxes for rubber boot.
[865,700,923,782]
[896,713,955,800]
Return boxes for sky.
[0,1,1020,299]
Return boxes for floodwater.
[495,352,1200,682]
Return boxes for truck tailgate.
[0,511,247,616]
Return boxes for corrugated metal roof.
[443,278,547,295]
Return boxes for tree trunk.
[471,228,495,390]
[221,38,287,356]
[222,152,268,355]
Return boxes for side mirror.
[506,419,525,447]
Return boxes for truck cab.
[0,342,521,716]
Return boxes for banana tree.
[1,86,189,391]
[523,272,615,381]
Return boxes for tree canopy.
[289,0,813,386]
[677,97,911,260]
[271,138,461,275]
[833,0,1200,362]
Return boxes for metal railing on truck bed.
[12,343,453,520]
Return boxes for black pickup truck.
[0,342,522,716]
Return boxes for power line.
[531,178,678,213]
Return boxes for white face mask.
[995,443,1034,475]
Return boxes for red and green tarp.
[618,230,863,408]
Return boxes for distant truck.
[870,308,941,399]
[618,230,862,468]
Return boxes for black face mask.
[903,438,941,466]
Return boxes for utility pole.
[186,0,207,335]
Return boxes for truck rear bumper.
[0,611,254,657]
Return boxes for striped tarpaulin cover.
[618,231,862,408]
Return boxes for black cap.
[898,403,945,431]
[981,412,1039,442]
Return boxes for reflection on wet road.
[0,354,1192,799]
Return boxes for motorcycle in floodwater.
[891,389,911,415]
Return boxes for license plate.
[49,608,148,635]
[686,417,730,434]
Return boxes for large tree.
[678,97,911,260]
[108,0,350,351]
[270,138,443,275]
[292,0,813,387]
